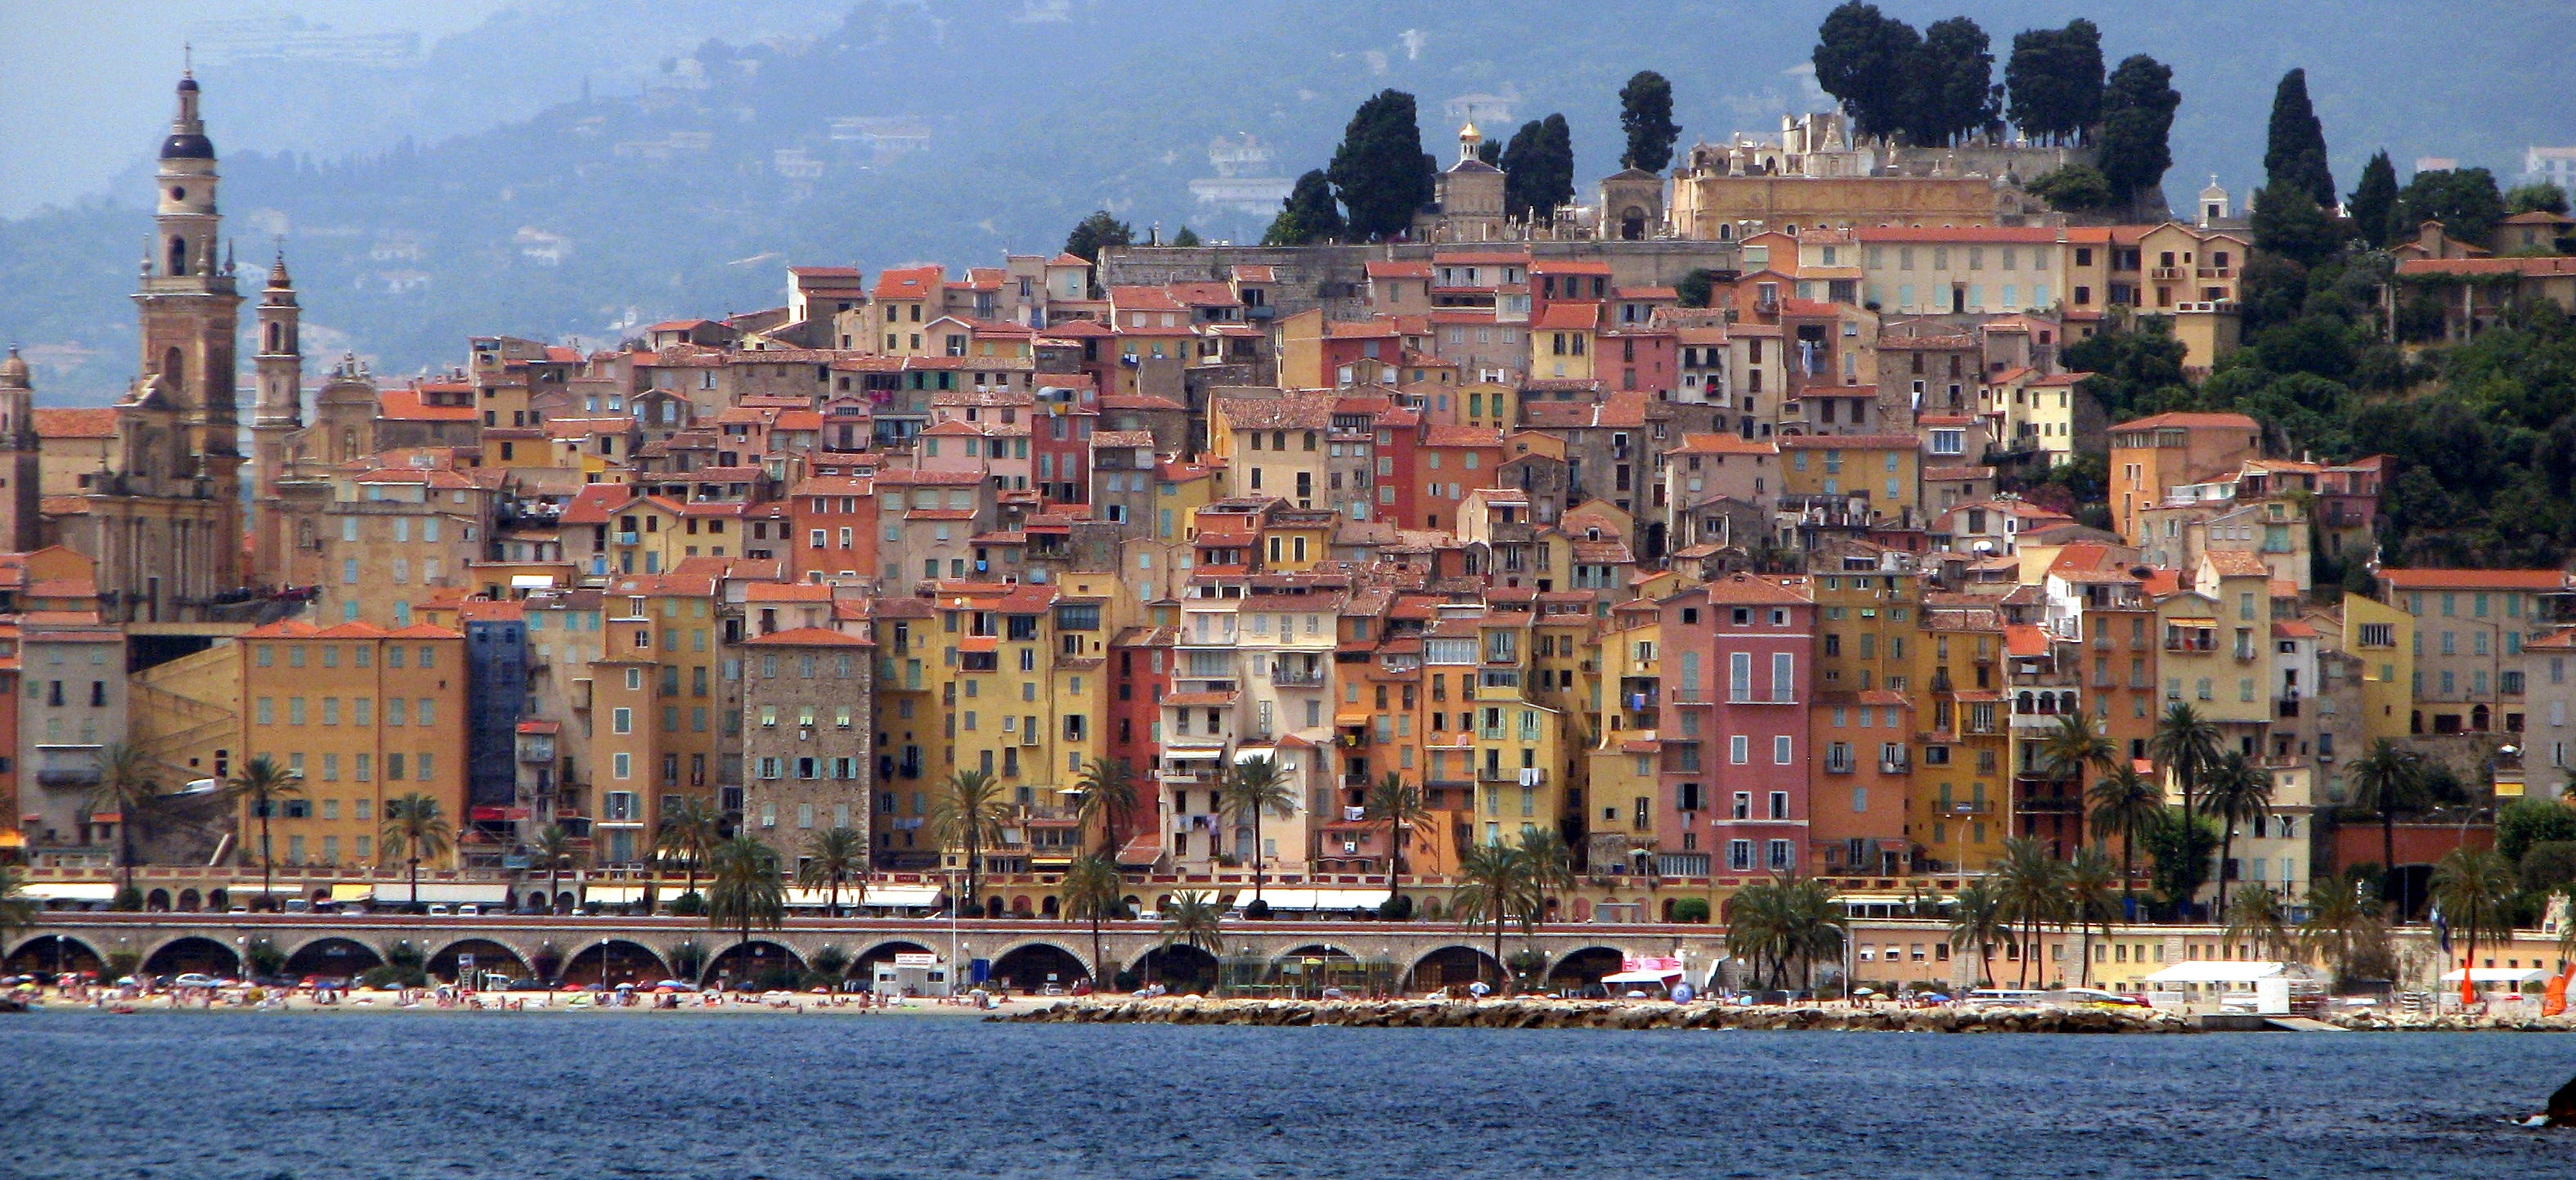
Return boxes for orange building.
[236,621,469,872]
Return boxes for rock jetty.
[994,997,2194,1033]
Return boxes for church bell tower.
[130,70,245,593]
[251,252,303,585]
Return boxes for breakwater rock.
[2328,1010,2576,1032]
[993,997,2196,1033]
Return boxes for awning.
[2144,960,2304,985]
[784,887,870,908]
[20,882,114,901]
[2443,967,2547,984]
[1601,969,1678,985]
[510,574,556,589]
[369,882,511,904]
[582,886,651,904]
[861,885,944,908]
[329,884,375,903]
[1241,888,1389,911]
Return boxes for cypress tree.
[1327,90,1434,240]
[1536,114,1576,214]
[2263,69,2336,211]
[1262,169,1343,246]
[2058,19,2104,143]
[2096,55,2180,209]
[1062,210,1133,263]
[2004,19,2103,146]
[2348,150,2399,249]
[2250,184,2337,267]
[1812,2,1919,142]
[1618,70,1679,172]
[1500,119,1546,220]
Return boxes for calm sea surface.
[2,1012,2571,1179]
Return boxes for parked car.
[171,973,222,989]
[456,904,481,917]
[426,904,452,917]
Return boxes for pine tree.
[2263,69,2336,211]
[1261,169,1342,246]
[1327,90,1434,240]
[2004,19,2103,146]
[2348,150,2399,249]
[1618,70,1679,172]
[1062,210,1133,263]
[2096,55,2180,210]
[2398,167,2508,244]
[1908,17,1998,147]
[1170,225,1201,247]
[1500,119,1546,220]
[1812,2,1919,142]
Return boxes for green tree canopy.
[2250,183,2340,268]
[1328,89,1434,240]
[1811,2,1920,142]
[2348,150,2401,249]
[2096,54,2179,209]
[2507,182,2570,216]
[1062,209,1132,263]
[1169,225,1201,247]
[1501,114,1575,222]
[2262,68,2336,210]
[1262,169,1342,246]
[2399,167,2506,244]
[2026,164,2112,212]
[1617,70,1678,172]
[2003,18,2102,146]
[1905,16,1999,148]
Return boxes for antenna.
[184,43,193,76]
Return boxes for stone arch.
[705,940,806,988]
[1008,895,1034,918]
[177,888,204,912]
[1620,208,1647,240]
[282,936,383,979]
[561,939,671,988]
[430,939,532,984]
[1133,944,1219,993]
[146,889,172,912]
[141,935,240,978]
[853,939,934,979]
[990,940,1088,992]
[1403,944,1501,993]
[4,933,104,977]
[1543,945,1630,991]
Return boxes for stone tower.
[250,252,303,585]
[0,346,41,551]
[130,70,245,592]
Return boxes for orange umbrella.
[2547,965,2574,1018]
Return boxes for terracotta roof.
[2004,624,2050,657]
[1216,390,1333,431]
[33,408,116,439]
[2201,550,2272,578]
[1779,433,1919,450]
[2111,412,2260,432]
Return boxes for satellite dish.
[1971,541,1995,555]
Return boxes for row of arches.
[4,933,1658,994]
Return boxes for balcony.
[2277,695,2301,719]
[615,531,640,545]
[1936,800,1991,816]
[2017,795,2084,814]
[1823,757,1856,774]
[1270,666,1327,688]
[1878,756,1910,774]
[36,766,101,790]
[2150,267,2184,280]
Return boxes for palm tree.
[653,796,723,906]
[707,833,786,979]
[224,756,300,911]
[2064,848,2123,988]
[0,861,36,953]
[2038,713,2117,809]
[2085,764,2164,918]
[1362,771,1434,883]
[1156,890,1224,989]
[2198,752,2275,917]
[928,768,1009,916]
[529,823,577,914]
[1451,841,1534,991]
[1947,880,2008,989]
[378,792,453,910]
[1061,854,1126,989]
[1993,839,2067,987]
[1775,877,1848,992]
[1218,755,1298,904]
[1071,757,1139,859]
[2347,738,2422,915]
[2221,886,2291,962]
[1518,827,1576,938]
[2300,870,2388,989]
[798,827,867,918]
[85,743,159,904]
[2148,702,2222,817]
[1725,880,1790,989]
[2430,846,2519,999]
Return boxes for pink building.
[1659,572,1815,876]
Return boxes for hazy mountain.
[4,0,2569,401]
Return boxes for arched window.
[2017,690,2034,714]
[168,236,188,276]
[266,322,282,353]
[161,348,183,397]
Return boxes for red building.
[1659,573,1816,876]
[786,475,878,581]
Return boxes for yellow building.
[1208,391,1332,509]
[1583,599,1663,868]
[236,620,469,872]
[1778,434,1923,527]
[2336,592,2417,745]
[1913,607,2008,871]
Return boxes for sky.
[0,1,510,217]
